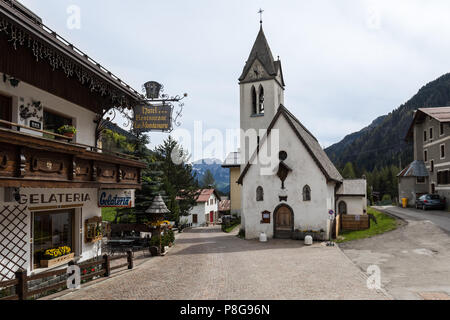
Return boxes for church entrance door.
[274,204,294,239]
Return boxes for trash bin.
[402,198,408,208]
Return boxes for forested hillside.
[326,73,450,172]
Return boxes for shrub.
[382,194,392,202]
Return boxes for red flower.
[83,269,87,274]
[91,268,95,272]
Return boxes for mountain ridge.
[325,73,450,172]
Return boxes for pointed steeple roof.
[239,26,277,81]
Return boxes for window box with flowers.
[40,246,74,268]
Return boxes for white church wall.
[241,115,336,239]
[337,196,366,216]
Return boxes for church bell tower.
[239,22,285,165]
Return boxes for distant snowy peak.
[192,158,223,165]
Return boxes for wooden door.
[192,214,198,224]
[0,94,12,128]
[274,206,293,238]
[210,211,214,223]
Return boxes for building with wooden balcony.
[0,0,146,279]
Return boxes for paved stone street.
[341,207,450,300]
[379,205,450,233]
[54,226,387,300]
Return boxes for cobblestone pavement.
[55,227,388,300]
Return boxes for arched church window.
[302,185,311,201]
[251,86,257,115]
[256,186,264,201]
[258,85,265,114]
[338,201,347,215]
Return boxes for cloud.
[18,0,450,160]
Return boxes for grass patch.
[102,207,118,222]
[336,207,398,243]
[222,223,240,233]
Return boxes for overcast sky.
[19,0,450,161]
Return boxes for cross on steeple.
[258,8,264,25]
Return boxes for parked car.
[415,194,446,210]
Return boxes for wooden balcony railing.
[0,120,146,189]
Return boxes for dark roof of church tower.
[239,26,279,82]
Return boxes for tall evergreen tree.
[341,162,356,179]
[153,136,199,223]
[201,169,216,188]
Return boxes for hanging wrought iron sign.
[133,104,173,132]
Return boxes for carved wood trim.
[0,153,8,169]
[31,157,64,174]
[98,167,115,179]
[122,170,137,181]
[117,165,122,183]
[75,165,90,177]
[69,156,76,180]
[17,147,26,177]
[91,162,98,181]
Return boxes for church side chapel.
[234,19,367,240]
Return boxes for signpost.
[327,209,335,247]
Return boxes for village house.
[181,189,220,227]
[399,107,450,208]
[0,1,146,280]
[223,24,367,240]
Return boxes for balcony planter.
[40,252,74,268]
[57,125,77,139]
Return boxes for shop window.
[43,109,72,138]
[33,209,74,268]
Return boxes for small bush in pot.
[58,125,77,138]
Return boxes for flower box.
[40,252,75,268]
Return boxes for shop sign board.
[98,189,135,208]
[133,104,172,132]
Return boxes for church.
[224,21,367,240]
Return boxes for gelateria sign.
[98,189,135,208]
[133,104,172,132]
[18,193,91,205]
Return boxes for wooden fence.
[0,251,133,300]
[341,215,370,231]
